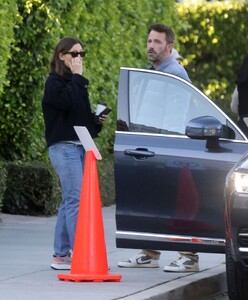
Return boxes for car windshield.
[129,71,227,135]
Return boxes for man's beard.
[147,47,167,63]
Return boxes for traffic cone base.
[57,151,121,282]
[58,273,121,282]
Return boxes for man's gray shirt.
[150,56,191,83]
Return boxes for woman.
[42,37,107,270]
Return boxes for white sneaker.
[117,252,159,268]
[163,254,199,272]
[51,254,71,270]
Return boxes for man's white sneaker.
[118,252,159,268]
[163,254,199,272]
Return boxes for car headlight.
[231,172,248,193]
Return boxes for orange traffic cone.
[58,151,122,282]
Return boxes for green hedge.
[0,156,115,215]
[0,0,65,161]
[1,1,247,162]
[97,154,115,207]
[0,162,7,213]
[2,161,61,215]
[0,0,175,161]
[0,0,18,95]
[1,0,248,215]
[176,1,248,116]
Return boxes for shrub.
[0,0,18,95]
[0,0,176,161]
[2,161,61,216]
[98,153,115,207]
[1,157,115,216]
[0,161,7,213]
[176,1,248,115]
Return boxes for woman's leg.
[49,143,85,256]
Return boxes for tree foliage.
[0,0,175,161]
[176,1,248,114]
[2,1,246,161]
[0,0,18,94]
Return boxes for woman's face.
[59,43,83,68]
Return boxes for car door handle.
[124,148,155,159]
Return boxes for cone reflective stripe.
[58,151,121,282]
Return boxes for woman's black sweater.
[42,72,102,147]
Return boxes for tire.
[226,239,248,300]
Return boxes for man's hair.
[148,24,175,44]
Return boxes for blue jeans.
[49,143,85,256]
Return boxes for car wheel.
[226,239,248,300]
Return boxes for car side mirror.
[185,116,224,150]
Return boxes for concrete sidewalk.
[0,205,226,300]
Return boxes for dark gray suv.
[114,67,248,267]
[225,153,248,300]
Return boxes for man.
[117,24,199,273]
[147,24,190,80]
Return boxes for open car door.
[114,68,248,253]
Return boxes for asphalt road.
[0,205,227,300]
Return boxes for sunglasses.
[64,51,86,58]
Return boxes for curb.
[116,265,226,300]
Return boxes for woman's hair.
[50,37,83,75]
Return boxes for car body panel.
[224,154,248,299]
[115,68,248,253]
[225,153,248,261]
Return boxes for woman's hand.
[69,57,83,75]
[97,114,109,125]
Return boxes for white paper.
[74,126,102,160]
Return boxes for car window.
[129,71,227,136]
